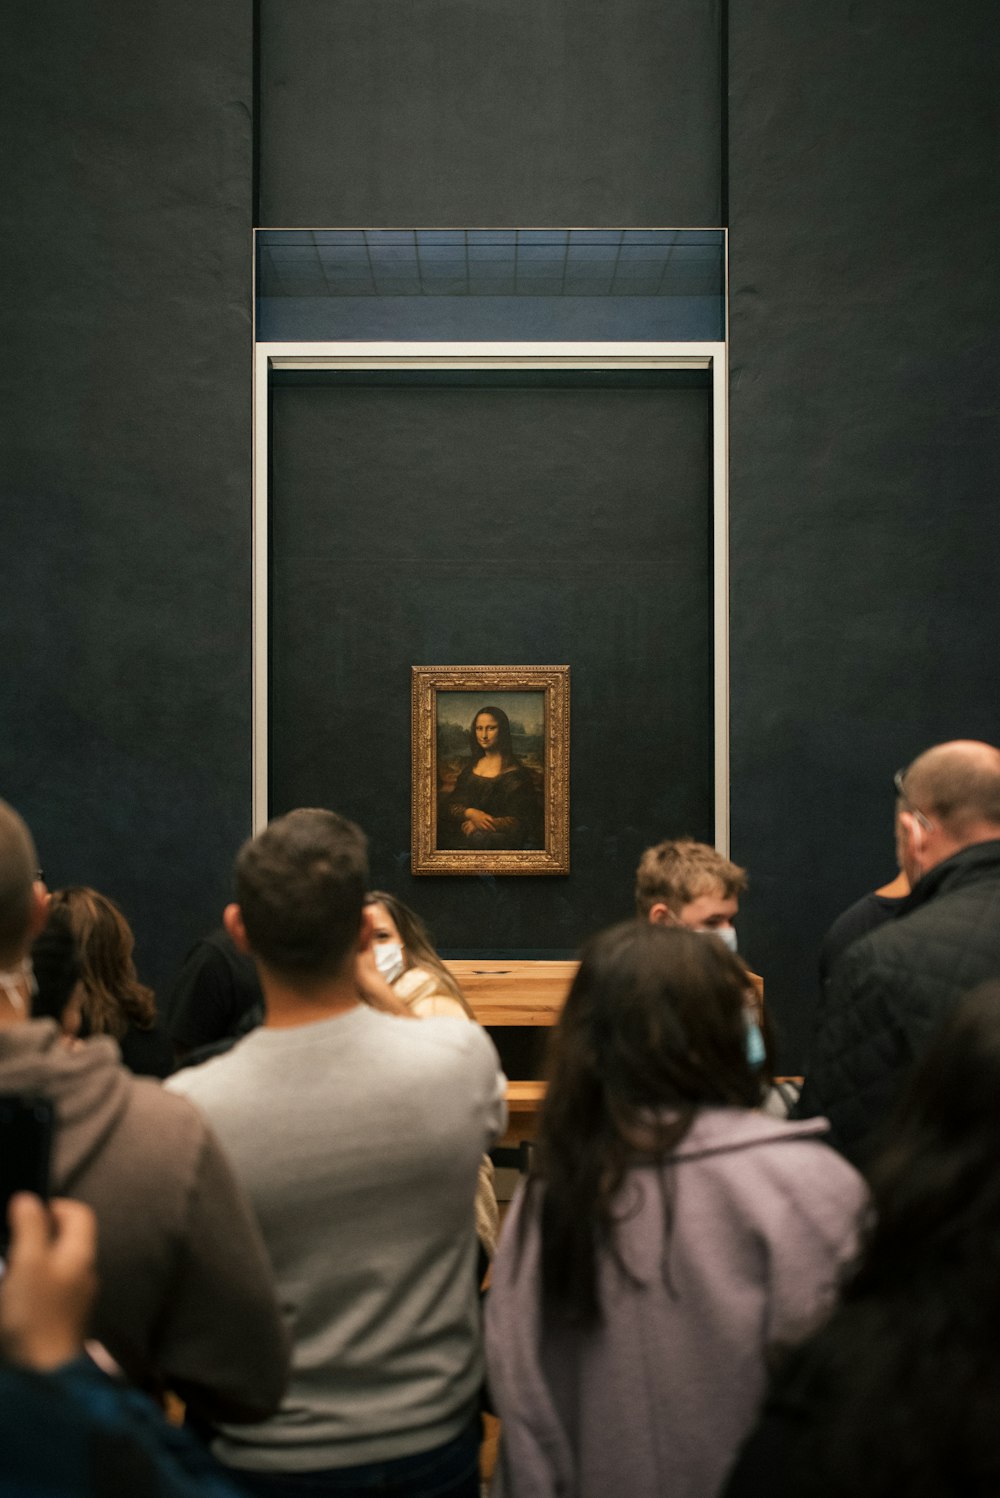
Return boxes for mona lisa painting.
[411,666,570,875]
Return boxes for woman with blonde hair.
[50,887,173,1077]
[363,889,474,1019]
[360,890,499,1260]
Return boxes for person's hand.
[0,1193,98,1370]
[463,808,498,833]
[355,948,411,1017]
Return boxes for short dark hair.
[234,809,369,981]
[635,837,747,917]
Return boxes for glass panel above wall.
[256,229,725,341]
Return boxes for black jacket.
[798,840,1000,1165]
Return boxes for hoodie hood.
[0,1020,133,1188]
[669,1105,832,1162]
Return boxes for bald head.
[0,800,39,966]
[901,741,1000,842]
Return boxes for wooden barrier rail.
[445,958,800,1161]
[445,959,577,1029]
[445,960,573,1159]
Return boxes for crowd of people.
[2,735,1000,1496]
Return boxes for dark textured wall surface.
[257,0,725,965]
[728,0,1000,1064]
[259,0,722,226]
[1,1,254,1001]
[7,1,998,1067]
[269,377,714,951]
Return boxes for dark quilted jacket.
[797,839,1000,1165]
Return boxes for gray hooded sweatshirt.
[486,1108,866,1498]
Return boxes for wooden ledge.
[506,1080,547,1111]
[445,959,576,1027]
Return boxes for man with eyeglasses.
[797,739,1000,1164]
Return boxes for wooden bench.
[446,957,800,1151]
[445,959,575,1159]
[446,958,577,1030]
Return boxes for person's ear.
[898,810,919,842]
[648,903,673,927]
[897,812,924,884]
[357,905,375,955]
[27,883,50,941]
[223,902,252,954]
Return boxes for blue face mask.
[745,1012,766,1069]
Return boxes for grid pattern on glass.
[258,229,723,298]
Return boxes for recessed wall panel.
[269,377,715,951]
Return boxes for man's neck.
[923,825,1000,878]
[258,968,361,1029]
[875,870,910,899]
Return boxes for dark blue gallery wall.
[267,379,715,951]
[256,1,725,956]
[728,0,1000,1067]
[1,1,254,1000]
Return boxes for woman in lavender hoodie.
[485,922,866,1498]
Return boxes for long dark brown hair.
[528,920,763,1326]
[50,886,156,1038]
[741,980,1000,1496]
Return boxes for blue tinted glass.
[416,230,466,245]
[256,229,724,340]
[568,229,622,244]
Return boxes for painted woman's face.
[475,713,500,751]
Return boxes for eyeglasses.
[893,768,933,830]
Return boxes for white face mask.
[695,925,738,954]
[373,942,405,986]
[0,959,36,1014]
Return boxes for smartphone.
[0,1093,54,1256]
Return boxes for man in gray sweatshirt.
[168,808,506,1498]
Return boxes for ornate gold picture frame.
[412,665,570,876]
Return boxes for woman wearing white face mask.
[362,891,474,1020]
[359,891,500,1260]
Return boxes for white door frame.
[252,340,730,852]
